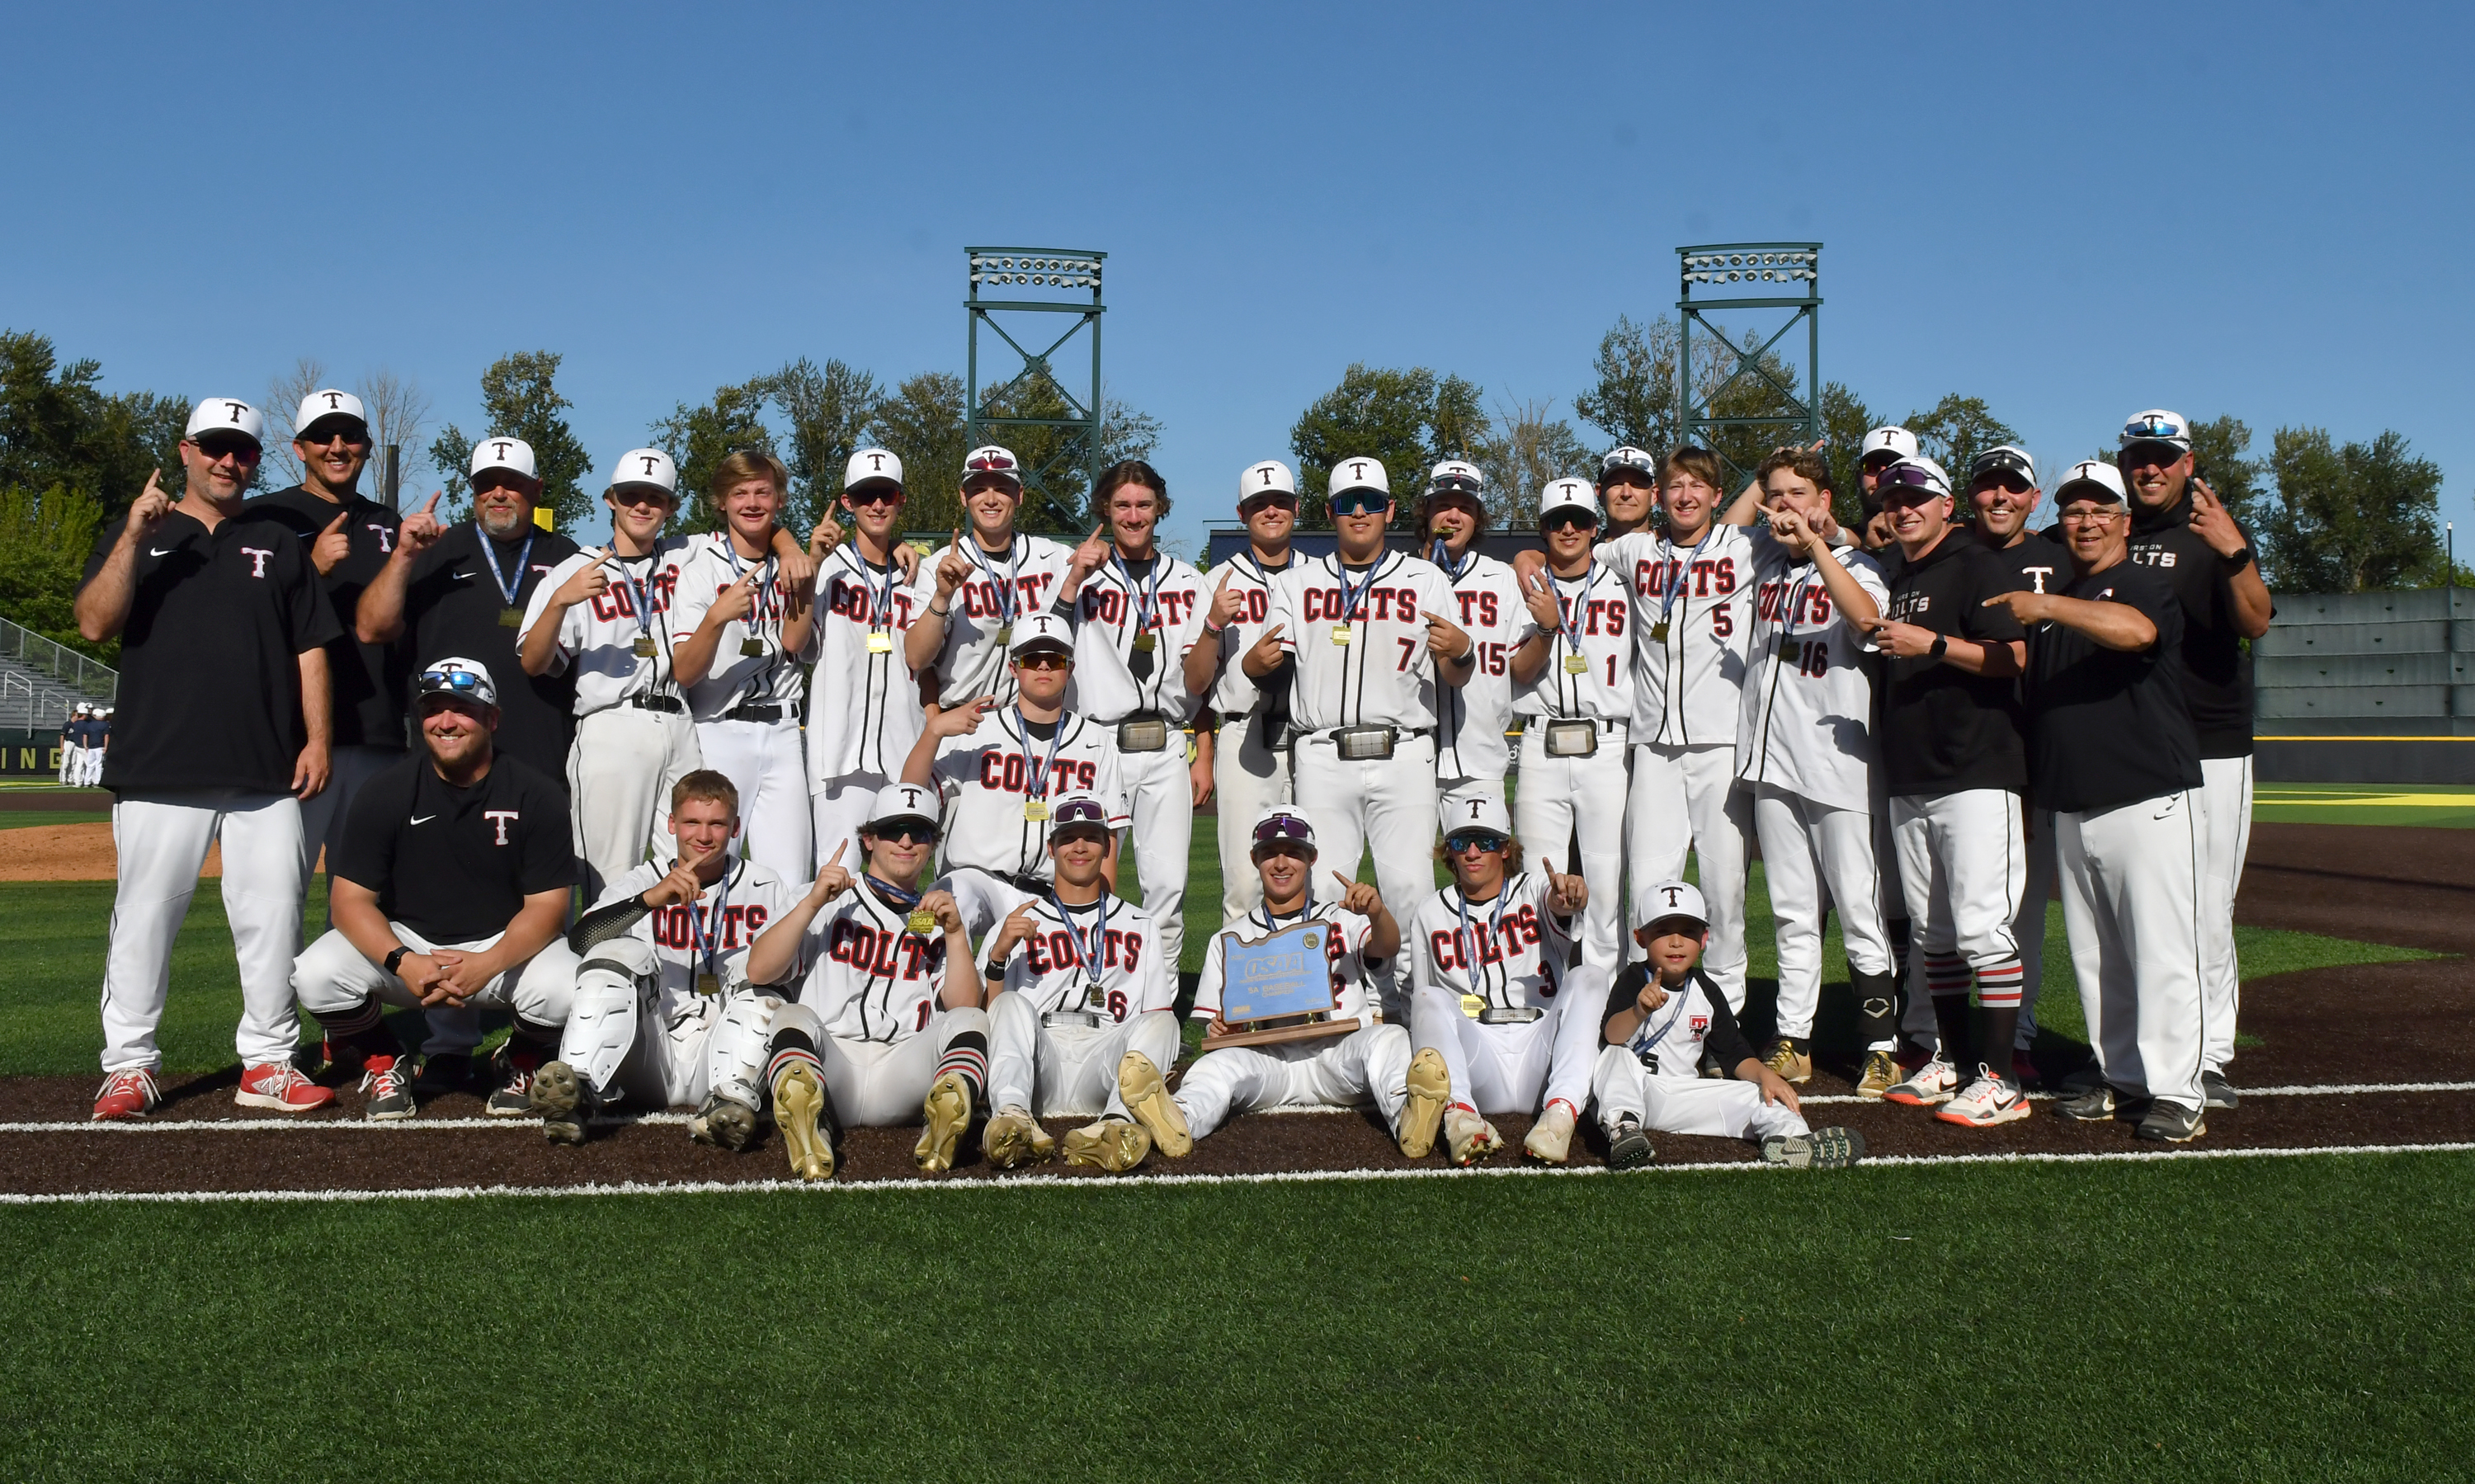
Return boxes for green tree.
[771,357,883,534]
[1572,314,1681,458]
[0,331,186,516]
[1288,364,1486,527]
[1817,381,1880,530]
[651,378,777,534]
[1473,398,1596,529]
[2185,415,2270,534]
[428,351,594,529]
[1902,394,2021,513]
[972,374,1163,534]
[2259,427,2445,591]
[0,483,111,658]
[870,372,972,538]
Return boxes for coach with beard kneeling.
[1981,461,2209,1145]
[292,658,581,1122]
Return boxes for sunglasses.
[1051,801,1110,828]
[1542,511,1600,533]
[868,822,940,846]
[966,451,1020,473]
[844,487,903,506]
[1328,491,1389,517]
[1252,814,1313,847]
[193,436,262,463]
[1012,651,1073,671]
[2124,417,2185,441]
[1973,473,2034,495]
[1876,464,1945,494]
[1444,831,1508,854]
[297,424,370,448]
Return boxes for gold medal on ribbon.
[739,637,765,657]
[1133,633,1156,652]
[632,636,655,658]
[1648,621,1670,643]
[695,973,721,996]
[498,606,524,629]
[907,909,938,935]
[1023,799,1049,822]
[1330,624,1352,646]
[866,631,893,653]
[993,624,1012,646]
[1563,652,1589,674]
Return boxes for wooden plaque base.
[1200,1016,1368,1052]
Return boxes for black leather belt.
[724,703,789,723]
[626,695,684,714]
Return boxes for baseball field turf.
[2,822,2468,1479]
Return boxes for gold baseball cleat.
[1398,1047,1450,1158]
[1116,1052,1191,1158]
[1063,1116,1153,1173]
[771,1062,835,1182]
[915,1071,974,1173]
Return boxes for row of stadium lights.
[970,255,1103,288]
[1681,250,1817,285]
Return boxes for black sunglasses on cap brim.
[865,818,940,845]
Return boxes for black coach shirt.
[1879,533,2028,797]
[2024,561,2203,815]
[81,509,340,794]
[1984,529,2069,596]
[334,750,578,945]
[244,487,408,751]
[2128,494,2256,760]
[400,523,579,785]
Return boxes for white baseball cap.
[1641,879,1708,928]
[1860,426,1920,464]
[1329,457,1389,498]
[845,448,904,492]
[73,702,89,715]
[1439,793,1514,843]
[184,397,265,446]
[1600,445,1657,484]
[1426,459,1484,497]
[2119,409,2194,455]
[469,437,539,482]
[1240,459,1298,502]
[1877,455,1953,502]
[607,447,679,497]
[962,445,1025,489]
[1969,445,2038,488]
[415,657,497,709]
[1008,613,1075,659]
[1539,477,1600,522]
[1248,804,1317,852]
[2053,459,2129,505]
[865,781,941,833]
[295,389,368,439]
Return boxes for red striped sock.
[1974,957,2025,1008]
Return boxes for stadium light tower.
[965,247,1106,529]
[1676,243,1822,488]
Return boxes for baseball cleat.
[1855,1049,1901,1100]
[690,1091,759,1152]
[530,1059,590,1145]
[2053,1084,2117,1121]
[91,1067,161,1122]
[484,1048,542,1118]
[914,1071,974,1172]
[1605,1117,1654,1170]
[1936,1068,2033,1128]
[1398,1048,1450,1158]
[236,1062,336,1114]
[1116,1052,1191,1159]
[2200,1070,2240,1109]
[361,1054,417,1122]
[1523,1099,1577,1164]
[1760,1039,1813,1086]
[2135,1100,2207,1143]
[1883,1056,1960,1108]
[983,1108,1053,1169]
[771,1062,835,1180]
[1063,1116,1152,1173]
[1444,1106,1502,1166]
[1761,1126,1866,1170]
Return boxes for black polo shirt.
[2024,560,2203,814]
[2128,495,2256,760]
[244,486,409,751]
[334,749,577,944]
[1983,529,2069,596]
[82,508,340,794]
[399,523,580,785]
[1880,531,2028,797]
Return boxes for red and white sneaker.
[236,1062,337,1114]
[92,1067,162,1121]
[1936,1067,2033,1128]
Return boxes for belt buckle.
[1333,725,1396,761]
[1477,1006,1544,1025]
[1544,719,1597,757]
[1041,1010,1103,1029]
[1117,717,1170,753]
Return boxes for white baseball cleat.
[1445,1105,1502,1166]
[1522,1099,1577,1164]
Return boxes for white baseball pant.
[291,922,578,1027]
[79,746,104,786]
[986,996,1181,1119]
[1754,783,1893,1041]
[769,999,992,1126]
[568,706,702,900]
[1513,723,1629,973]
[1591,1047,1809,1140]
[2196,755,2253,1072]
[1625,742,1751,1007]
[1213,717,1292,920]
[1174,1023,1412,1139]
[1115,742,1194,973]
[1408,979,1601,1118]
[57,742,78,784]
[943,867,1040,945]
[1888,789,2025,973]
[558,937,776,1108]
[2055,789,2207,1111]
[812,770,894,883]
[101,790,309,1074]
[1292,732,1440,926]
[695,716,812,879]
[2014,808,2059,1050]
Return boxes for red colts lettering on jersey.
[960,571,1055,620]
[976,751,1100,795]
[1756,581,1834,627]
[1025,927,1146,984]
[652,903,771,951]
[827,580,915,629]
[1426,903,1544,971]
[827,916,942,978]
[1569,596,1626,636]
[1454,591,1500,629]
[1301,587,1421,623]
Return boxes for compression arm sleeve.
[568,893,653,954]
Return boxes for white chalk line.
[4,1140,2472,1206]
[8,1079,2469,1133]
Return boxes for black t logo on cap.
[1662,885,1682,907]
[640,454,660,476]
[324,392,342,409]
[227,403,244,422]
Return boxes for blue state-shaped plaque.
[1219,923,1335,1025]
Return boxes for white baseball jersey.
[1613,968,1740,1082]
[927,708,1129,882]
[1596,525,1755,745]
[1073,551,1209,723]
[1431,550,1526,780]
[671,533,808,718]
[1190,900,1385,1022]
[995,893,1172,1021]
[1269,549,1459,733]
[1405,872,1577,1013]
[518,539,694,715]
[804,545,939,780]
[592,857,802,997]
[1190,549,1295,720]
[1515,563,1634,722]
[929,532,1072,708]
[1735,531,1890,813]
[784,876,960,1044]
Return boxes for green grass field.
[2253,783,2475,828]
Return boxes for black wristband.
[2223,544,2254,572]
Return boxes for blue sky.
[6,2,2469,558]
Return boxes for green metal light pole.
[1676,243,1822,489]
[965,247,1106,531]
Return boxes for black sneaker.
[360,1054,417,1122]
[2200,1070,2239,1109]
[2135,1100,2207,1143]
[2053,1085,2116,1122]
[1606,1118,1654,1170]
[412,1051,473,1096]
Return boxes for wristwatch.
[2223,544,2255,572]
[384,945,412,977]
[1929,634,1949,661]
